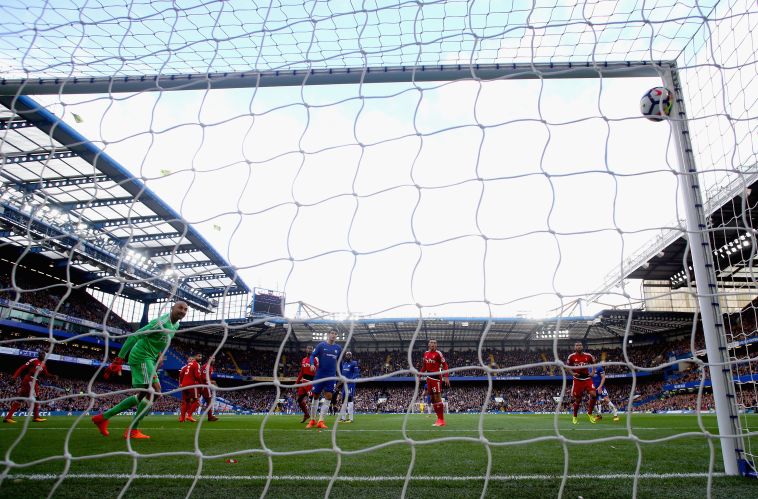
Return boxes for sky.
[2,0,751,321]
[34,74,683,319]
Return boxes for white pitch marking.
[0,427,686,432]
[5,472,727,482]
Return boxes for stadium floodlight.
[0,0,756,496]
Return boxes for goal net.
[0,0,757,497]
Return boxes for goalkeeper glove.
[103,357,124,380]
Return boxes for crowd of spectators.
[0,334,119,362]
[0,370,177,413]
[3,360,757,415]
[0,264,130,331]
[166,340,718,380]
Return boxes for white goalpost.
[1,0,757,496]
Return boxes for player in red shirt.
[295,345,316,423]
[199,355,219,422]
[419,339,450,427]
[179,353,202,423]
[4,351,50,423]
[566,341,598,424]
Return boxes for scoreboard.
[251,288,284,316]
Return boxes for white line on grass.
[5,472,727,482]
[0,427,686,432]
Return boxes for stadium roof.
[0,95,249,312]
[177,309,693,348]
[591,172,758,297]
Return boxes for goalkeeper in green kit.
[92,301,188,440]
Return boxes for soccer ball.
[640,86,674,121]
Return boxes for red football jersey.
[14,358,49,384]
[296,355,317,383]
[567,352,595,380]
[420,350,449,379]
[201,362,214,383]
[180,360,202,387]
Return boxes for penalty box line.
[6,472,727,481]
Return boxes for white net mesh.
[1,0,757,497]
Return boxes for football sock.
[348,401,354,420]
[132,399,152,429]
[103,395,138,420]
[587,397,596,416]
[433,402,445,420]
[6,402,20,419]
[608,400,618,417]
[180,400,187,418]
[310,397,320,420]
[573,402,580,417]
[319,398,329,421]
[298,396,309,418]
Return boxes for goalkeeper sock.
[433,402,445,421]
[572,402,580,417]
[348,401,354,420]
[103,395,139,420]
[132,399,152,429]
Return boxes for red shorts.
[572,378,595,398]
[182,387,199,400]
[200,388,212,401]
[18,381,40,398]
[297,384,312,398]
[426,378,443,395]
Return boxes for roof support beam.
[58,196,136,210]
[145,244,198,257]
[93,215,164,229]
[182,273,228,283]
[120,232,184,244]
[159,260,215,270]
[0,116,35,130]
[20,174,110,190]
[2,149,76,164]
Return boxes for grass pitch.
[0,413,756,498]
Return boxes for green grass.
[0,413,756,498]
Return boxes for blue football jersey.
[340,360,360,381]
[592,365,605,388]
[310,341,342,377]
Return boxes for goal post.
[661,65,747,476]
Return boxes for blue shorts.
[596,387,608,399]
[311,377,336,395]
[343,383,355,398]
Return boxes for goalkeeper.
[91,301,188,440]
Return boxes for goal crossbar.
[0,61,672,96]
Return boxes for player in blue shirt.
[306,329,342,429]
[339,351,360,423]
[592,363,619,421]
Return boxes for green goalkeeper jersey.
[118,313,181,363]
